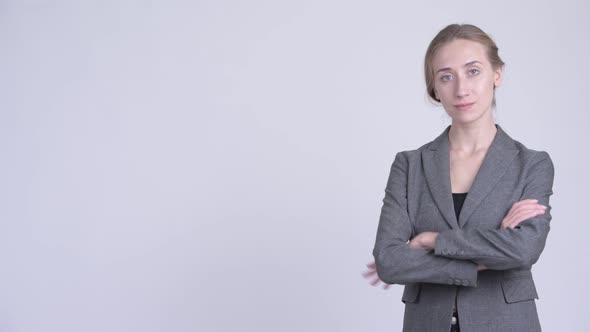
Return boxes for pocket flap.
[501,277,539,303]
[401,283,421,303]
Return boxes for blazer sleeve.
[433,151,555,270]
[373,152,479,287]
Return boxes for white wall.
[1,0,588,331]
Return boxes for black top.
[451,192,468,316]
[452,192,468,221]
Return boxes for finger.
[362,270,377,278]
[507,210,543,228]
[513,203,546,216]
[512,206,544,219]
[518,203,546,211]
[511,202,543,213]
[506,213,530,229]
[503,203,545,228]
[383,283,391,290]
[509,202,540,216]
[504,204,532,222]
[366,262,376,268]
[513,208,545,223]
[509,203,544,219]
[370,278,380,286]
[504,213,527,229]
[512,199,538,208]
[511,199,538,209]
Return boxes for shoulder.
[508,139,556,195]
[393,131,442,159]
[390,127,446,165]
[390,142,429,166]
[502,131,555,186]
[511,138,554,171]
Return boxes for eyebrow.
[436,60,482,74]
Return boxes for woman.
[364,24,554,332]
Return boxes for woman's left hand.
[408,232,439,250]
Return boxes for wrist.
[424,232,439,250]
[431,232,439,249]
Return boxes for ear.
[493,64,504,88]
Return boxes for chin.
[450,113,482,125]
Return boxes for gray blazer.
[372,124,554,332]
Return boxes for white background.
[1,0,588,331]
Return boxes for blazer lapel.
[422,125,458,229]
[458,124,519,227]
[422,124,519,229]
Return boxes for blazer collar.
[421,124,519,229]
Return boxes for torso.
[450,149,488,193]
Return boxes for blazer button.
[443,248,449,255]
[457,249,464,255]
[454,279,462,285]
[448,278,454,285]
[450,249,456,255]
[462,280,469,286]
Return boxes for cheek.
[472,78,493,95]
[434,83,453,100]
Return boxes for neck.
[448,120,497,153]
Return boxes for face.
[431,39,503,125]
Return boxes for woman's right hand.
[501,199,547,229]
[362,262,391,289]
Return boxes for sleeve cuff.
[446,259,478,287]
[435,230,478,287]
[435,229,464,257]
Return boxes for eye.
[440,74,453,82]
[469,68,480,75]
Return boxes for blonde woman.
[364,24,554,332]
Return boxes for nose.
[455,75,470,98]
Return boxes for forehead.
[432,39,489,70]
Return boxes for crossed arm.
[368,151,554,288]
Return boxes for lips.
[454,102,475,110]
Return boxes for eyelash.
[440,68,480,82]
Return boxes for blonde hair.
[424,24,505,107]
